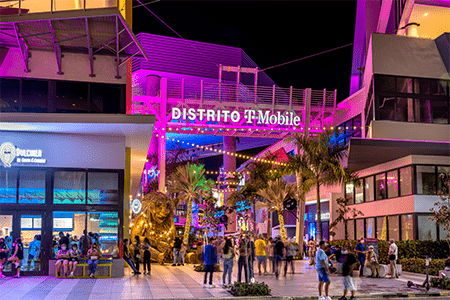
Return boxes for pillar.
[158,78,168,192]
[223,136,236,233]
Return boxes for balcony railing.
[0,0,118,15]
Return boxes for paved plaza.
[0,260,444,300]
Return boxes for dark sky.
[132,0,357,102]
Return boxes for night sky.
[132,0,358,102]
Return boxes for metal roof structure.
[0,7,147,77]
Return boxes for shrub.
[431,277,450,290]
[193,263,221,272]
[399,258,445,276]
[229,281,271,296]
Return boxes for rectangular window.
[22,79,48,113]
[87,212,119,257]
[356,219,365,240]
[353,115,362,138]
[376,216,388,240]
[401,214,414,241]
[55,81,88,113]
[438,166,450,194]
[432,101,449,124]
[88,172,119,205]
[396,97,414,122]
[377,76,395,93]
[397,77,413,93]
[417,165,436,195]
[418,215,437,240]
[19,170,45,204]
[0,78,20,112]
[345,183,354,205]
[431,80,447,96]
[365,176,374,202]
[387,170,398,198]
[375,173,387,200]
[415,78,431,95]
[52,211,86,257]
[400,166,413,196]
[366,217,375,238]
[0,169,17,203]
[355,179,364,204]
[54,171,86,204]
[414,99,432,123]
[388,215,400,241]
[346,219,355,240]
[90,83,124,114]
[378,96,395,121]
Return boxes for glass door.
[19,214,43,275]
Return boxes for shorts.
[256,256,267,264]
[343,276,356,291]
[70,258,78,263]
[317,268,330,283]
[57,259,69,264]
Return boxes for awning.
[347,138,450,171]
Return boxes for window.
[356,219,365,239]
[400,167,413,196]
[438,166,450,194]
[22,79,48,113]
[90,83,124,113]
[376,216,388,240]
[54,171,86,204]
[19,170,45,204]
[375,173,387,200]
[355,179,364,204]
[401,214,414,241]
[388,215,399,241]
[52,211,86,257]
[440,224,450,241]
[365,176,374,202]
[417,166,436,195]
[346,219,355,240]
[353,116,362,138]
[387,170,398,198]
[88,172,119,205]
[378,96,395,121]
[377,76,395,92]
[431,80,447,96]
[432,101,449,124]
[366,217,375,238]
[0,78,20,112]
[345,183,354,204]
[396,97,414,122]
[87,212,119,257]
[417,215,437,240]
[55,81,88,113]
[397,77,413,93]
[0,169,17,203]
[414,99,432,123]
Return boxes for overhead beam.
[48,20,63,75]
[12,23,28,73]
[85,18,95,77]
[118,50,139,68]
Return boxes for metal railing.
[0,0,118,15]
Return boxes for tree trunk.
[295,171,305,257]
[316,183,323,242]
[278,209,287,242]
[184,198,192,242]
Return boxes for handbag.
[389,254,396,261]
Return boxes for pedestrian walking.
[308,238,316,265]
[354,237,366,278]
[316,241,332,300]
[273,236,285,279]
[203,238,217,288]
[266,238,274,273]
[284,238,296,275]
[237,235,249,283]
[222,238,234,287]
[339,250,357,300]
[255,235,267,275]
[247,235,256,281]
[172,236,182,266]
[388,239,398,279]
[143,237,151,275]
[366,245,380,278]
[180,239,187,266]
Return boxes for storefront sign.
[172,108,302,126]
[0,142,46,167]
[131,198,142,214]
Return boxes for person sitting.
[55,243,70,278]
[123,239,140,275]
[365,245,380,278]
[87,243,102,278]
[68,243,81,278]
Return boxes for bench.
[54,256,113,278]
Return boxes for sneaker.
[177,263,181,266]
[349,296,356,300]
[209,284,215,288]
[143,272,146,275]
[318,297,325,300]
[172,264,177,266]
[338,297,348,300]
[14,262,19,268]
[202,284,207,288]
[324,297,332,300]
[69,273,74,278]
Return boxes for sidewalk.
[0,260,444,300]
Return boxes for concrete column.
[223,136,236,233]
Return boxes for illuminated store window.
[87,212,119,257]
[19,170,45,204]
[387,170,398,199]
[54,171,86,204]
[356,219,364,239]
[401,214,413,241]
[418,215,437,241]
[345,183,354,204]
[376,216,388,241]
[355,179,364,204]
[388,215,399,241]
[375,173,387,200]
[0,169,17,203]
[417,166,436,195]
[400,167,413,196]
[366,217,375,238]
[52,212,86,257]
[365,176,374,202]
[88,172,119,205]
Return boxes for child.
[142,237,151,275]
[68,243,81,278]
[0,237,9,278]
[339,250,357,300]
[8,238,24,278]
[55,243,70,278]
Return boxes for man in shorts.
[316,241,331,300]
[254,235,267,275]
[339,250,357,300]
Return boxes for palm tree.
[288,129,358,242]
[167,163,214,241]
[256,178,296,242]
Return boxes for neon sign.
[172,108,302,126]
[0,142,46,168]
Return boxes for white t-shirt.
[389,243,398,260]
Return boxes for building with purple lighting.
[0,1,153,276]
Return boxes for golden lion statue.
[130,191,179,264]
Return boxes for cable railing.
[136,77,334,108]
[0,0,118,15]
